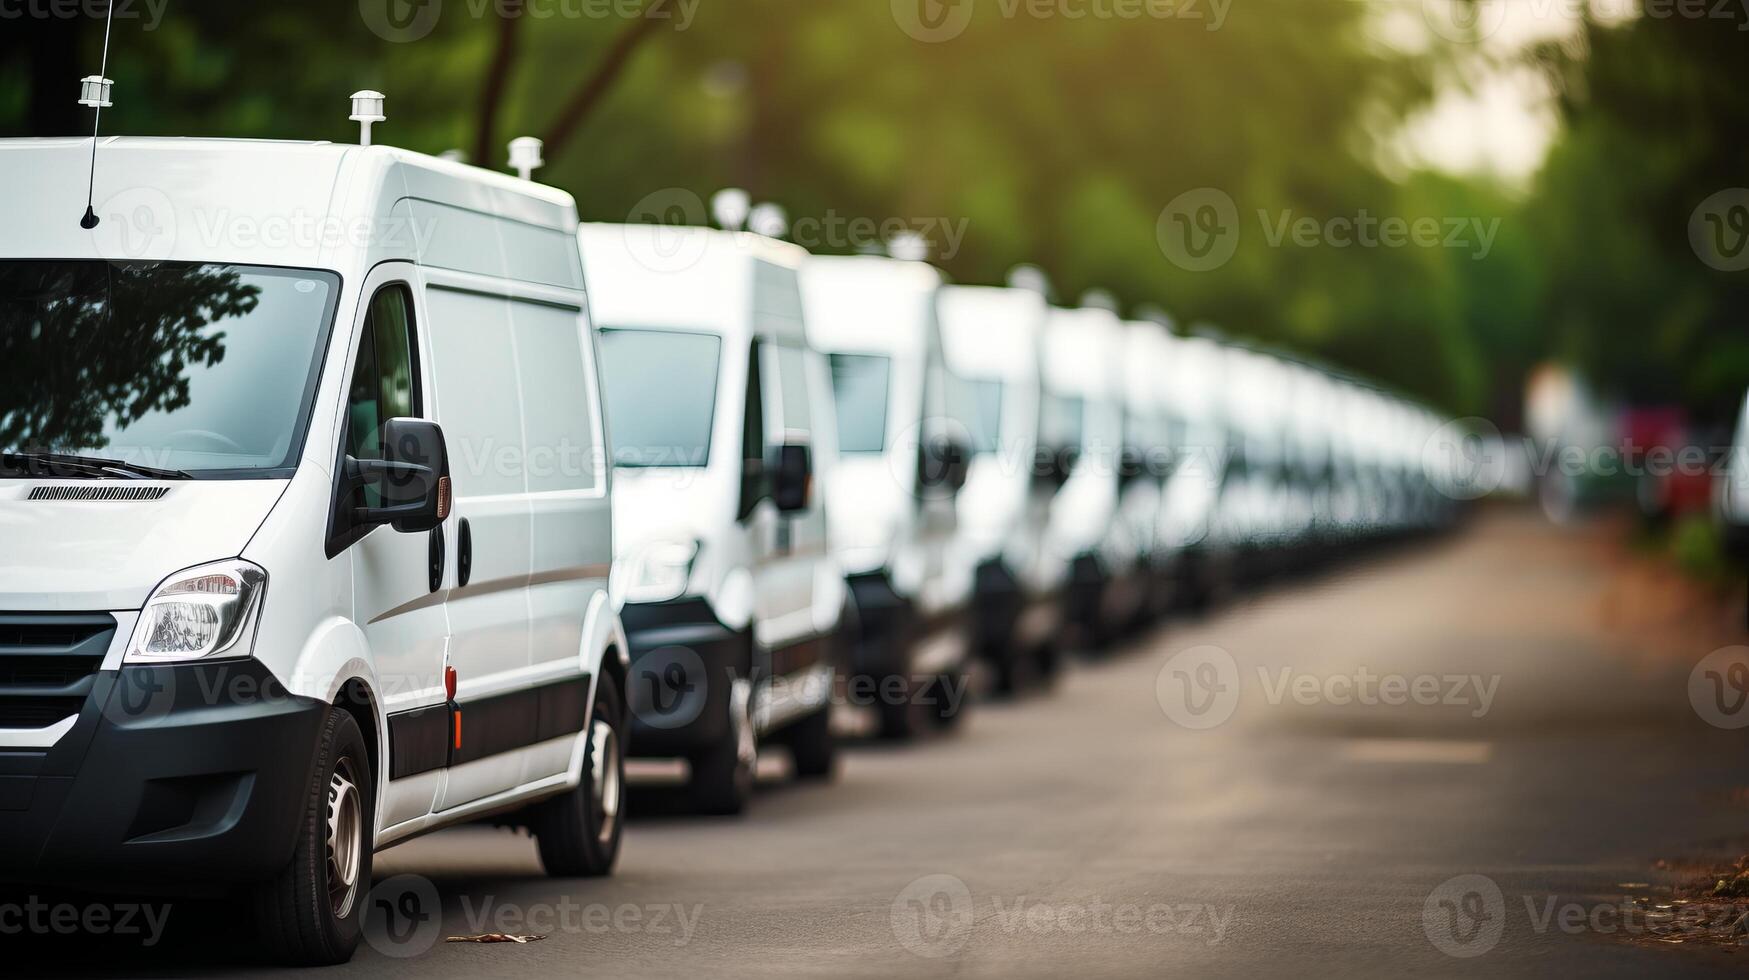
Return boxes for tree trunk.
[542,0,672,162]
[473,8,523,167]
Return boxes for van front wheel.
[688,677,755,815]
[253,708,374,966]
[533,677,625,877]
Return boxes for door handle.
[458,517,473,587]
[427,524,445,593]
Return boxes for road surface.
[14,507,1749,977]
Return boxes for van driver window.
[346,285,419,504]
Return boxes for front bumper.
[969,560,1063,665]
[844,572,969,682]
[619,598,750,758]
[0,658,326,894]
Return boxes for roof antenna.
[507,137,544,180]
[350,90,386,146]
[77,0,118,230]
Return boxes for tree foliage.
[1,0,1738,421]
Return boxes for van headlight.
[613,540,699,605]
[125,559,268,663]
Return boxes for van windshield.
[829,353,891,454]
[961,378,1003,455]
[0,261,340,478]
[1040,393,1084,451]
[598,328,721,467]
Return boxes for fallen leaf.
[445,934,547,944]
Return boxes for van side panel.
[423,285,536,809]
[512,299,612,780]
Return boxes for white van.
[936,284,1067,692]
[580,223,843,814]
[1718,389,1749,562]
[1039,304,1132,649]
[800,254,974,739]
[1216,346,1292,585]
[1115,320,1174,625]
[0,136,627,964]
[1158,332,1234,608]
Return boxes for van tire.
[929,672,969,730]
[532,677,625,877]
[253,708,373,967]
[688,679,754,815]
[876,683,921,741]
[786,704,837,780]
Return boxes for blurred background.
[6,0,1749,608]
[6,4,1749,974]
[5,0,1744,429]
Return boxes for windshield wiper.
[0,451,193,480]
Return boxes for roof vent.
[748,202,788,239]
[508,137,544,180]
[1006,264,1052,299]
[350,90,386,147]
[28,485,170,502]
[711,188,750,231]
[1079,289,1120,314]
[886,231,929,262]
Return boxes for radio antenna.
[77,0,118,230]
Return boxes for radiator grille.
[0,613,116,732]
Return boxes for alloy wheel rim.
[590,718,621,845]
[326,758,363,919]
[733,680,756,776]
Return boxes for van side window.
[774,345,813,433]
[740,340,767,517]
[345,285,420,506]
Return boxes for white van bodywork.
[801,254,973,738]
[1039,305,1131,647]
[936,284,1066,689]
[0,137,626,961]
[1719,391,1749,559]
[1115,321,1174,621]
[581,223,844,811]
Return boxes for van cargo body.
[0,137,628,964]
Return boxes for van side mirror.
[347,418,450,532]
[1034,444,1078,490]
[771,443,812,513]
[918,436,970,494]
[1118,446,1147,486]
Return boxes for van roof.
[577,223,809,344]
[0,138,580,280]
[1041,305,1124,397]
[799,253,942,356]
[936,284,1043,381]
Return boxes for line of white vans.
[0,126,1465,965]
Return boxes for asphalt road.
[15,506,1749,977]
